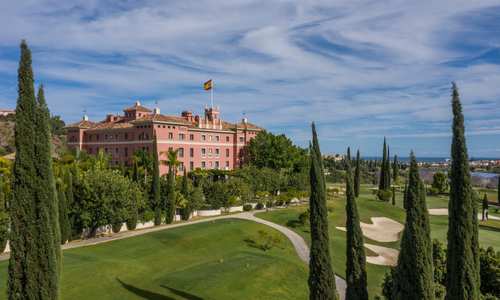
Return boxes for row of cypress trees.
[378,138,391,191]
[8,41,60,299]
[309,83,481,300]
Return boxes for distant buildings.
[66,101,262,174]
[0,109,14,117]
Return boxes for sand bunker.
[428,208,448,216]
[336,217,403,242]
[428,208,500,221]
[365,243,399,266]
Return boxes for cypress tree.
[393,155,399,184]
[180,170,190,220]
[392,152,434,300]
[385,147,391,189]
[0,176,8,252]
[34,84,61,293]
[151,134,161,226]
[165,165,176,224]
[445,82,480,300]
[9,41,60,300]
[308,123,337,300]
[481,194,488,221]
[379,138,387,191]
[347,147,351,163]
[345,158,368,300]
[57,179,70,244]
[497,176,499,207]
[354,150,361,198]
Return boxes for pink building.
[66,101,262,174]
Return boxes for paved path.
[0,210,347,299]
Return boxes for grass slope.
[0,219,308,300]
[257,184,500,298]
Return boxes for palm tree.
[162,149,181,175]
[133,149,153,183]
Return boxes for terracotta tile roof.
[134,114,193,125]
[90,121,134,130]
[221,120,262,131]
[66,120,96,129]
[123,103,152,112]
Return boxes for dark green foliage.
[354,150,361,197]
[391,187,396,206]
[446,83,480,300]
[479,247,500,298]
[498,176,499,206]
[346,147,351,163]
[165,169,176,224]
[392,155,398,183]
[57,180,70,244]
[381,268,395,300]
[345,158,368,300]
[308,123,337,300]
[49,115,65,136]
[432,172,449,194]
[379,138,391,192]
[0,177,8,252]
[377,189,392,202]
[482,194,489,221]
[9,41,60,300]
[180,171,191,220]
[392,153,434,300]
[150,136,161,226]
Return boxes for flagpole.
[211,80,214,108]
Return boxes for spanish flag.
[203,79,213,91]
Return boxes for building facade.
[66,101,262,174]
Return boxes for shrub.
[377,189,392,202]
[111,221,122,233]
[428,187,440,196]
[298,209,310,226]
[244,230,283,251]
[243,204,253,211]
[256,202,264,210]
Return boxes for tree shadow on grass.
[117,278,175,300]
[160,285,204,300]
[479,224,500,233]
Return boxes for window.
[215,161,219,169]
[225,161,229,168]
[239,137,244,142]
[179,162,184,172]
[115,148,119,153]
[179,133,185,140]
[201,161,206,169]
[209,135,212,141]
[226,148,230,157]
[226,136,230,142]
[190,148,194,157]
[190,161,194,171]
[201,148,206,157]
[189,134,194,141]
[124,133,128,140]
[202,135,206,141]
[208,148,212,157]
[145,134,149,140]
[216,136,220,142]
[209,161,213,168]
[125,148,128,157]
[115,134,118,140]
[168,132,173,140]
[178,148,184,158]
[215,148,220,157]
[96,134,100,141]
[105,134,108,140]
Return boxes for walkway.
[0,210,347,299]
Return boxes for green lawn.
[257,184,500,299]
[0,219,308,300]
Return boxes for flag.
[204,79,213,91]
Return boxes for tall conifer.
[392,153,433,300]
[9,41,60,300]
[57,180,70,244]
[354,150,361,198]
[379,138,387,191]
[165,165,176,224]
[385,147,391,189]
[445,83,480,300]
[497,176,500,207]
[393,155,399,184]
[308,123,337,300]
[345,157,368,300]
[151,134,161,226]
[0,177,8,252]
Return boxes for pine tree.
[308,123,337,300]
[445,82,480,300]
[151,134,161,225]
[345,158,368,300]
[392,153,434,300]
[57,179,70,244]
[393,155,399,184]
[379,138,387,191]
[9,41,60,300]
[354,150,361,198]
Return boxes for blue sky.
[0,1,499,157]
